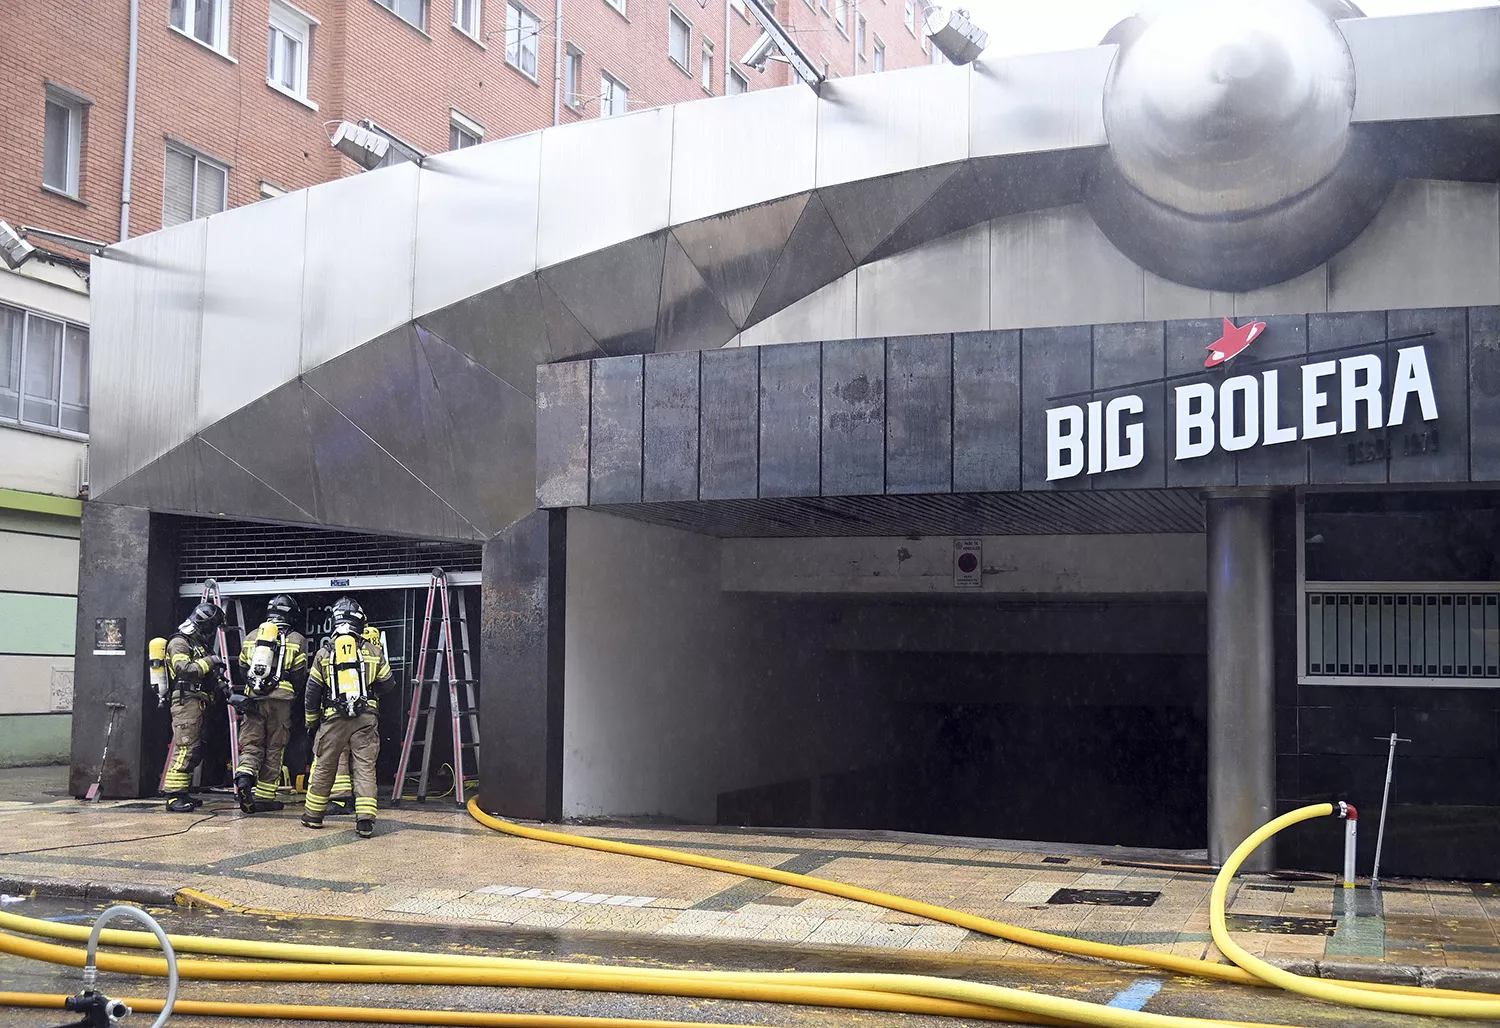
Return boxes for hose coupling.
[1335,800,1358,820]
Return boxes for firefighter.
[158,602,227,813]
[302,597,392,838]
[233,595,308,813]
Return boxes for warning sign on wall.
[954,539,982,589]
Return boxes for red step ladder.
[392,568,480,806]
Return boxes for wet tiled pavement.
[3,767,1499,976]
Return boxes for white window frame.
[267,0,317,104]
[506,1,541,80]
[600,71,629,117]
[449,109,484,149]
[872,35,884,71]
[171,0,232,53]
[454,0,481,38]
[701,39,713,91]
[374,0,429,31]
[834,0,847,32]
[259,180,287,200]
[668,8,692,71]
[564,45,584,107]
[42,87,86,199]
[163,143,229,226]
[903,0,914,31]
[729,0,747,16]
[0,303,90,438]
[727,67,748,94]
[604,0,625,17]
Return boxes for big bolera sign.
[1043,320,1441,482]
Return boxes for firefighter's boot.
[234,773,256,813]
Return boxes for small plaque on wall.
[93,617,126,656]
[954,539,983,589]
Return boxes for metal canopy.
[88,4,1500,543]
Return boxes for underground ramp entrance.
[713,597,1209,850]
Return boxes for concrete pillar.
[478,509,567,820]
[1206,490,1276,870]
[69,503,180,798]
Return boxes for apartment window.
[454,0,481,36]
[727,68,747,94]
[259,181,286,199]
[903,0,913,30]
[163,145,227,227]
[873,38,884,71]
[701,40,713,91]
[42,89,85,198]
[170,0,230,50]
[834,0,846,31]
[368,125,424,168]
[730,0,746,14]
[374,0,428,30]
[0,305,89,436]
[604,0,625,15]
[668,9,691,69]
[506,2,540,78]
[818,0,827,13]
[600,72,628,117]
[267,1,314,100]
[449,110,483,149]
[856,13,866,54]
[564,46,583,106]
[930,42,943,63]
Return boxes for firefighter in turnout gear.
[157,602,227,813]
[233,595,308,813]
[302,597,392,838]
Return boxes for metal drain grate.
[1047,889,1160,907]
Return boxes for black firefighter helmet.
[265,594,300,628]
[330,596,366,635]
[178,601,224,640]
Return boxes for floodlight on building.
[0,221,35,271]
[924,6,988,64]
[329,120,391,171]
[21,225,110,256]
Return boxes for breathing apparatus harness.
[148,604,226,708]
[244,621,286,698]
[329,623,370,719]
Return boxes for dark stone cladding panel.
[758,342,822,498]
[1020,324,1091,490]
[885,334,953,494]
[821,338,886,496]
[1234,314,1309,487]
[1388,308,1468,484]
[1469,306,1500,481]
[1307,312,1389,485]
[953,331,1021,493]
[478,509,566,822]
[699,347,759,500]
[588,355,644,505]
[1092,321,1165,490]
[643,352,700,503]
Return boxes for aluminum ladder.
[392,568,480,806]
[157,580,244,792]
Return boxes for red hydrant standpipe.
[1336,801,1357,889]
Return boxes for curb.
[1274,958,1500,994]
[8,871,1500,994]
[0,874,180,908]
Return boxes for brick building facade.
[2,0,937,253]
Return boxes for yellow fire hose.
[0,992,893,1028]
[0,921,1284,1028]
[0,801,1488,1026]
[1209,803,1500,1020]
[464,799,1500,1006]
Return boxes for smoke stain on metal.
[1048,888,1160,907]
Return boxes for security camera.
[0,221,35,271]
[741,31,776,71]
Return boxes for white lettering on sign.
[1045,345,1440,481]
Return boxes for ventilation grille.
[177,518,481,584]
